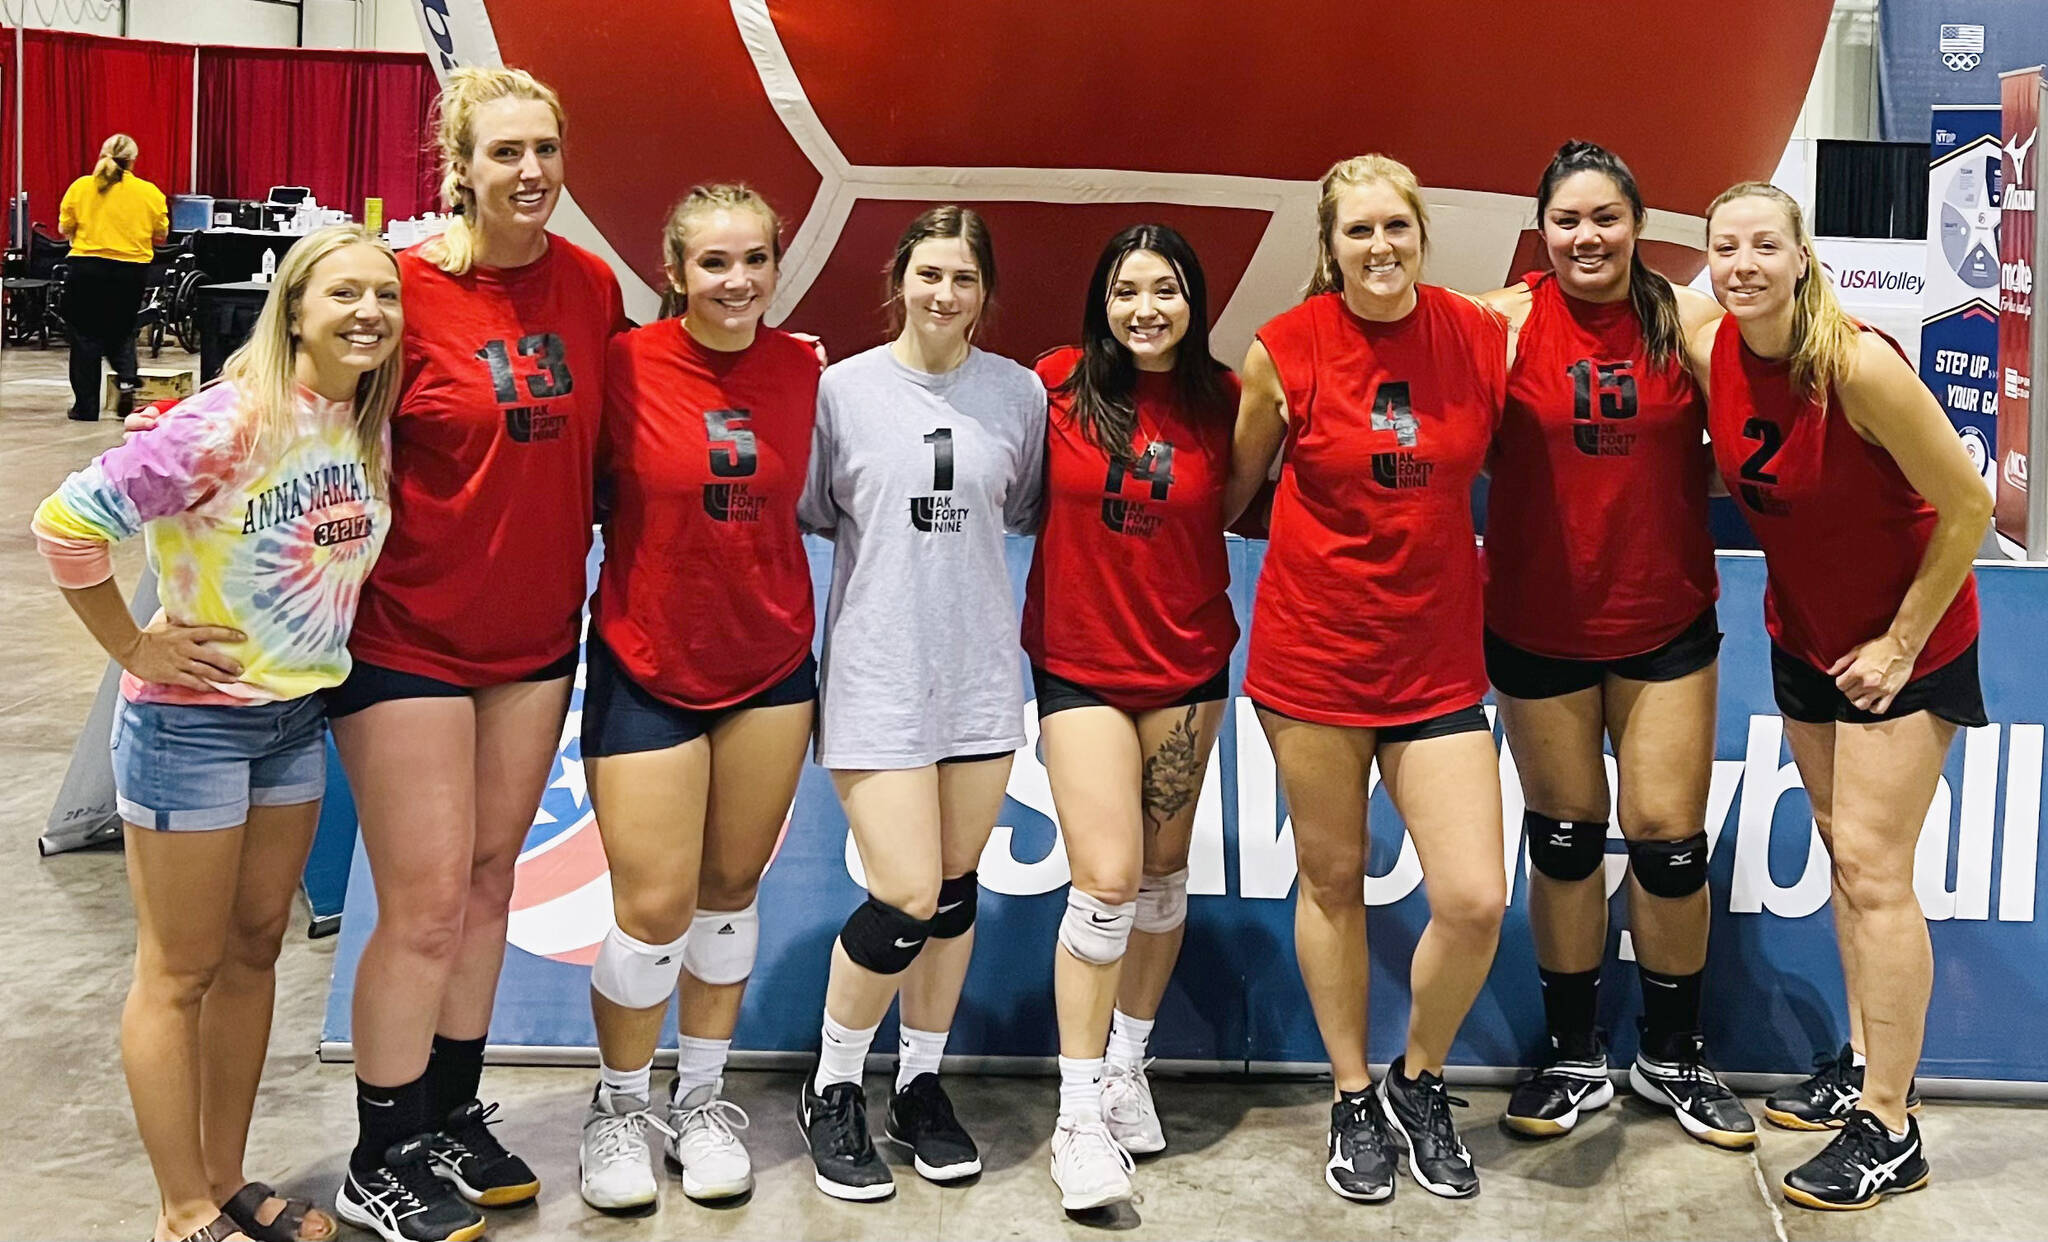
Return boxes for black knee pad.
[838,896,933,974]
[1524,810,1607,882]
[928,870,978,939]
[1627,832,1710,899]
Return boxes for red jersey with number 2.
[349,239,625,685]
[1484,271,1716,659]
[1021,347,1240,708]
[593,320,821,709]
[1245,287,1508,726]
[1707,315,1977,674]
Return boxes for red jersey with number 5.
[349,239,626,684]
[1245,287,1508,726]
[1484,271,1716,659]
[593,319,821,709]
[1021,347,1240,708]
[1707,315,1977,673]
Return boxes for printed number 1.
[924,428,954,491]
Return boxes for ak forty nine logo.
[910,426,971,533]
[1569,359,1639,457]
[1367,381,1435,489]
[479,333,574,442]
[701,409,768,522]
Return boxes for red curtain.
[2,28,15,216]
[197,47,438,222]
[19,29,194,230]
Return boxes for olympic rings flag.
[403,0,1831,364]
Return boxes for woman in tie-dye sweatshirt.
[31,225,401,1242]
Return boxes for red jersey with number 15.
[1245,287,1508,726]
[1707,315,1977,673]
[349,239,626,685]
[1484,271,1716,659]
[1021,347,1240,708]
[593,320,822,709]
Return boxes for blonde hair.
[219,225,400,492]
[1705,181,1861,405]
[1306,154,1431,298]
[421,67,565,276]
[94,134,137,192]
[659,183,783,318]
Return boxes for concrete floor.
[4,342,2044,1241]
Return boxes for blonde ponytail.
[93,133,138,192]
[420,67,565,275]
[1705,181,1861,407]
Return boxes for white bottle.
[259,247,277,283]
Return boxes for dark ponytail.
[1536,140,1683,367]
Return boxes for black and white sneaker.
[336,1136,487,1242]
[1764,1043,1922,1131]
[1502,1044,1613,1139]
[1324,1090,1396,1202]
[1375,1057,1478,1199]
[1781,1109,1930,1211]
[799,1073,894,1201]
[1629,1031,1757,1150]
[428,1098,540,1206]
[885,1072,982,1181]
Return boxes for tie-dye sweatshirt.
[32,381,390,705]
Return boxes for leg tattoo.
[1141,706,1201,835]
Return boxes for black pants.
[63,256,148,418]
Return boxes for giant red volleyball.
[417,0,1831,363]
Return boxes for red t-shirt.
[1707,316,1978,673]
[592,320,822,709]
[1245,287,1508,726]
[1484,271,1717,659]
[1021,347,1240,708]
[350,239,625,684]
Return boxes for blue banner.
[323,541,2048,1082]
[1922,105,2005,483]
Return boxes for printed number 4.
[1371,381,1419,447]
[475,335,574,403]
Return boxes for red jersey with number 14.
[1021,348,1239,708]
[1484,271,1717,659]
[350,239,625,684]
[1707,315,1977,673]
[593,320,821,709]
[1245,287,1508,726]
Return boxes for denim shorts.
[111,695,329,832]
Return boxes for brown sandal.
[221,1183,335,1242]
[168,1215,247,1242]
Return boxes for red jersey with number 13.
[1707,315,1977,673]
[1485,271,1716,659]
[1245,287,1508,726]
[349,239,626,684]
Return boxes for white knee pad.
[590,924,688,1010]
[680,899,760,986]
[1133,867,1189,934]
[1057,888,1136,966]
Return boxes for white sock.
[1851,1049,1868,1068]
[896,1024,949,1091]
[815,1013,878,1092]
[599,1059,651,1101]
[675,1035,730,1096]
[1058,1056,1105,1122]
[1107,1009,1154,1070]
[1885,1121,1910,1143]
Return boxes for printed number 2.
[1370,381,1419,447]
[923,428,954,491]
[1739,417,1784,484]
[703,409,757,478]
[475,334,574,403]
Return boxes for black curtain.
[1814,139,1928,238]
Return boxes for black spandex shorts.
[1251,699,1491,743]
[1771,640,1987,728]
[1031,662,1232,719]
[939,749,1015,766]
[580,634,817,758]
[323,646,580,719]
[1485,607,1722,701]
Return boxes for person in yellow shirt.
[58,133,169,421]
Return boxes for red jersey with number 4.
[1245,287,1508,726]
[349,239,625,684]
[594,320,821,709]
[1707,315,1978,673]
[1485,271,1717,659]
[1021,348,1240,708]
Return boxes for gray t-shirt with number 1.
[798,344,1047,770]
